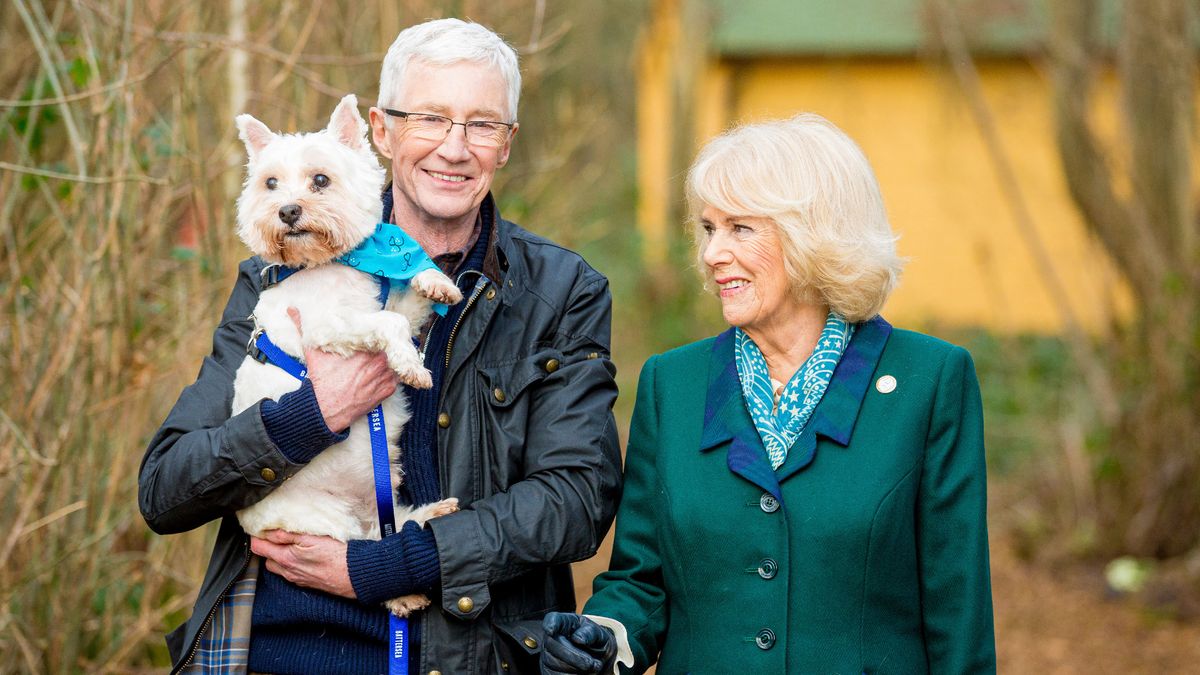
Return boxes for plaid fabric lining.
[181,556,259,673]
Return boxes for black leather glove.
[540,612,618,674]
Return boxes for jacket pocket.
[492,618,544,674]
[476,347,565,409]
[475,350,563,495]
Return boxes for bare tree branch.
[0,161,167,185]
[1121,0,1196,273]
[77,0,383,66]
[1048,0,1169,302]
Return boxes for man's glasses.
[382,109,514,148]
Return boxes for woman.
[541,114,996,674]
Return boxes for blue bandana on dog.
[336,222,448,315]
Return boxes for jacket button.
[437,412,451,429]
[587,352,599,359]
[758,558,778,579]
[500,661,509,671]
[759,493,780,513]
[428,671,442,675]
[456,596,474,613]
[544,358,560,373]
[755,628,776,650]
[523,636,539,649]
[260,467,276,482]
[493,388,506,403]
[485,287,497,300]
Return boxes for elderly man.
[139,18,621,674]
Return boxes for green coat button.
[758,558,778,579]
[544,358,560,373]
[437,412,451,429]
[260,467,276,482]
[457,596,474,613]
[755,628,776,650]
[493,388,506,403]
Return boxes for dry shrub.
[0,1,641,671]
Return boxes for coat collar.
[698,316,893,498]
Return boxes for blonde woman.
[542,114,996,674]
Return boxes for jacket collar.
[698,316,893,498]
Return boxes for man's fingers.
[286,307,304,337]
[251,537,285,562]
[260,529,301,544]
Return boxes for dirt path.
[992,534,1200,673]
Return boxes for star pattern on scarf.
[735,313,855,469]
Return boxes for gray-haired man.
[140,18,621,674]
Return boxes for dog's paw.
[411,269,463,305]
[384,594,431,618]
[426,497,459,519]
[392,359,433,389]
[403,497,459,528]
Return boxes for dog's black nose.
[278,204,302,226]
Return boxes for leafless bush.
[0,1,641,670]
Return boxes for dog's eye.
[265,177,278,190]
[312,174,330,189]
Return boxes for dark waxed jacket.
[138,199,623,674]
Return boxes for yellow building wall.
[673,58,1132,333]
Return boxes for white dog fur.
[230,94,461,617]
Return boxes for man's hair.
[378,18,521,122]
[686,113,904,323]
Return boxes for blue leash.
[251,288,409,674]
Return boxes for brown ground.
[573,523,1200,673]
[991,533,1200,674]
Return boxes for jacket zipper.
[173,544,252,674]
[444,275,489,370]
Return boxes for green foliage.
[902,325,1080,476]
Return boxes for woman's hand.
[541,612,617,674]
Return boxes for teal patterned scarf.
[735,313,855,469]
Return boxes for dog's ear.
[236,114,275,161]
[327,94,368,150]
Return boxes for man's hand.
[250,530,356,598]
[288,307,397,432]
[541,612,618,674]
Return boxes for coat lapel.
[698,317,894,496]
[699,329,783,499]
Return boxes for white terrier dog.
[230,94,461,617]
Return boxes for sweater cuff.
[348,520,442,605]
[260,378,347,463]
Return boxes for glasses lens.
[406,114,452,140]
[465,121,510,147]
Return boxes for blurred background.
[2,0,1198,671]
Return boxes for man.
[139,18,622,674]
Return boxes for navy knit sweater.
[248,192,490,674]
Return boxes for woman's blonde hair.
[686,113,904,323]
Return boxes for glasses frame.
[382,109,515,147]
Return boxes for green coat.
[585,317,996,674]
